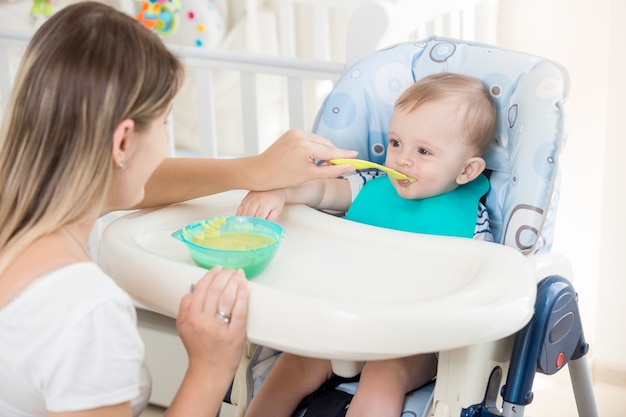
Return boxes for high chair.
[241,37,599,417]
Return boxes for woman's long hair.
[0,2,183,273]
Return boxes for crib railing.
[166,45,344,158]
[0,29,343,159]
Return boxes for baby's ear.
[456,157,486,185]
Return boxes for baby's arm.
[237,188,289,221]
[237,178,352,221]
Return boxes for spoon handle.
[329,159,415,182]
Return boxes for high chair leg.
[500,275,598,417]
[228,342,257,417]
[568,357,599,417]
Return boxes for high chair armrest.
[526,252,573,282]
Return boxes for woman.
[0,3,356,416]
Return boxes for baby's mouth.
[386,165,416,183]
[395,178,414,187]
[389,167,415,184]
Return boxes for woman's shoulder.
[3,262,134,321]
[0,263,144,415]
[48,262,127,293]
[1,261,140,356]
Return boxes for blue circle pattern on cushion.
[313,36,569,254]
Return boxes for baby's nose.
[396,154,414,167]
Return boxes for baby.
[238,72,497,417]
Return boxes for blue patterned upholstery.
[314,37,569,254]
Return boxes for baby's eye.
[417,147,431,155]
[389,139,401,148]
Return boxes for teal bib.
[345,174,489,238]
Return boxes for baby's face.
[385,98,474,200]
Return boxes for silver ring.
[217,310,231,324]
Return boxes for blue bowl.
[172,216,285,278]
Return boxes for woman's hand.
[247,130,357,191]
[237,189,287,221]
[176,266,249,375]
[167,267,249,417]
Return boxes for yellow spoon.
[329,159,416,182]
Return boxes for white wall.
[498,0,626,377]
[595,0,626,378]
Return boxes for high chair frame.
[300,34,599,417]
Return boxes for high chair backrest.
[313,37,568,254]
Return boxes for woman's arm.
[137,130,357,208]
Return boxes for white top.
[0,263,151,417]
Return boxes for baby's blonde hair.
[0,2,184,273]
[395,72,497,155]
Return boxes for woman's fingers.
[213,269,245,325]
[187,265,222,314]
[256,130,357,188]
[224,272,249,335]
[297,132,358,164]
[184,267,248,327]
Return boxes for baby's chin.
[393,181,448,201]
[393,183,423,200]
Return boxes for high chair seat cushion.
[313,37,568,254]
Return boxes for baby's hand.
[237,189,287,221]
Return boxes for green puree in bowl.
[192,232,275,250]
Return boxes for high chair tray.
[98,190,536,361]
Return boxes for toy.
[136,0,182,35]
[30,0,53,18]
[136,0,225,48]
